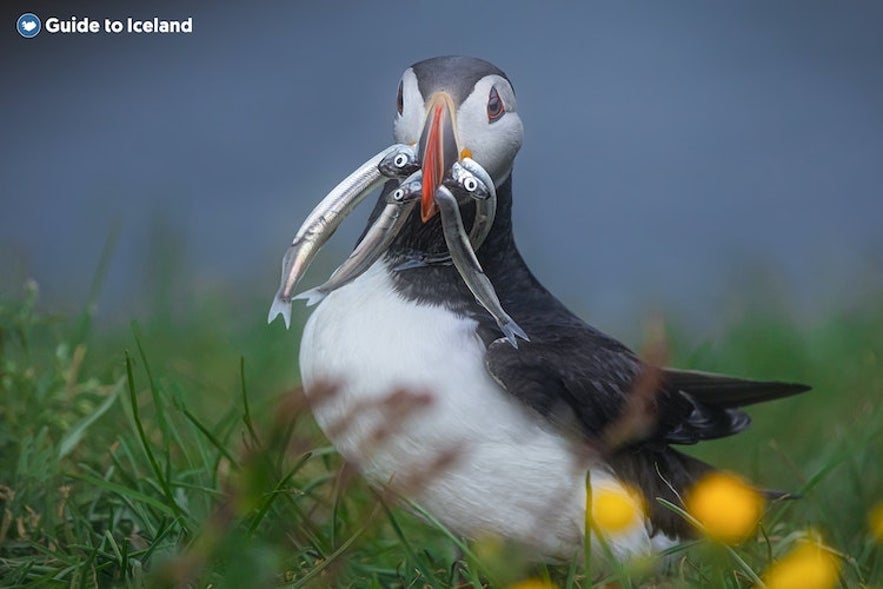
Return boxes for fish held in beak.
[449,158,496,252]
[434,185,529,348]
[418,93,460,222]
[378,144,419,178]
[293,171,423,306]
[268,143,410,328]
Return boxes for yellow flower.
[685,471,765,544]
[507,580,557,589]
[869,501,883,542]
[590,485,645,534]
[760,540,840,589]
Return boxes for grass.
[0,274,882,588]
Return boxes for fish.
[268,143,408,328]
[434,185,529,348]
[454,157,496,251]
[377,143,420,179]
[393,157,497,272]
[294,172,423,306]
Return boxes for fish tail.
[500,319,530,348]
[267,292,292,329]
[293,288,326,307]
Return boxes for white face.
[393,68,524,186]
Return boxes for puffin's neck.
[358,175,541,319]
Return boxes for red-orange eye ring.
[487,86,505,122]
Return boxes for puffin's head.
[393,56,524,222]
[268,56,525,326]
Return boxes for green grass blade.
[240,355,260,447]
[290,523,368,589]
[124,351,183,521]
[131,322,171,441]
[58,377,125,458]
[381,502,445,589]
[73,222,120,346]
[247,452,312,534]
[68,472,177,517]
[180,406,240,469]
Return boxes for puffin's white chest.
[298,261,656,561]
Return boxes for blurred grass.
[0,269,881,587]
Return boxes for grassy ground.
[0,277,881,588]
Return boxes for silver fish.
[378,144,419,178]
[434,185,529,348]
[268,143,407,328]
[448,159,492,200]
[295,172,423,306]
[393,157,497,272]
[452,157,496,250]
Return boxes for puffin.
[296,55,809,562]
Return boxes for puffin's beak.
[418,92,460,222]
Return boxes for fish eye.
[487,86,505,122]
[463,177,479,192]
[394,153,409,168]
[396,81,404,115]
[393,188,405,201]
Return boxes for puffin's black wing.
[484,323,644,439]
[483,326,811,448]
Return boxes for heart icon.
[22,20,36,32]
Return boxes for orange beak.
[417,92,460,222]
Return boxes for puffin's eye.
[487,86,505,122]
[396,81,404,115]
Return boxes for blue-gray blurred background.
[3,1,882,337]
